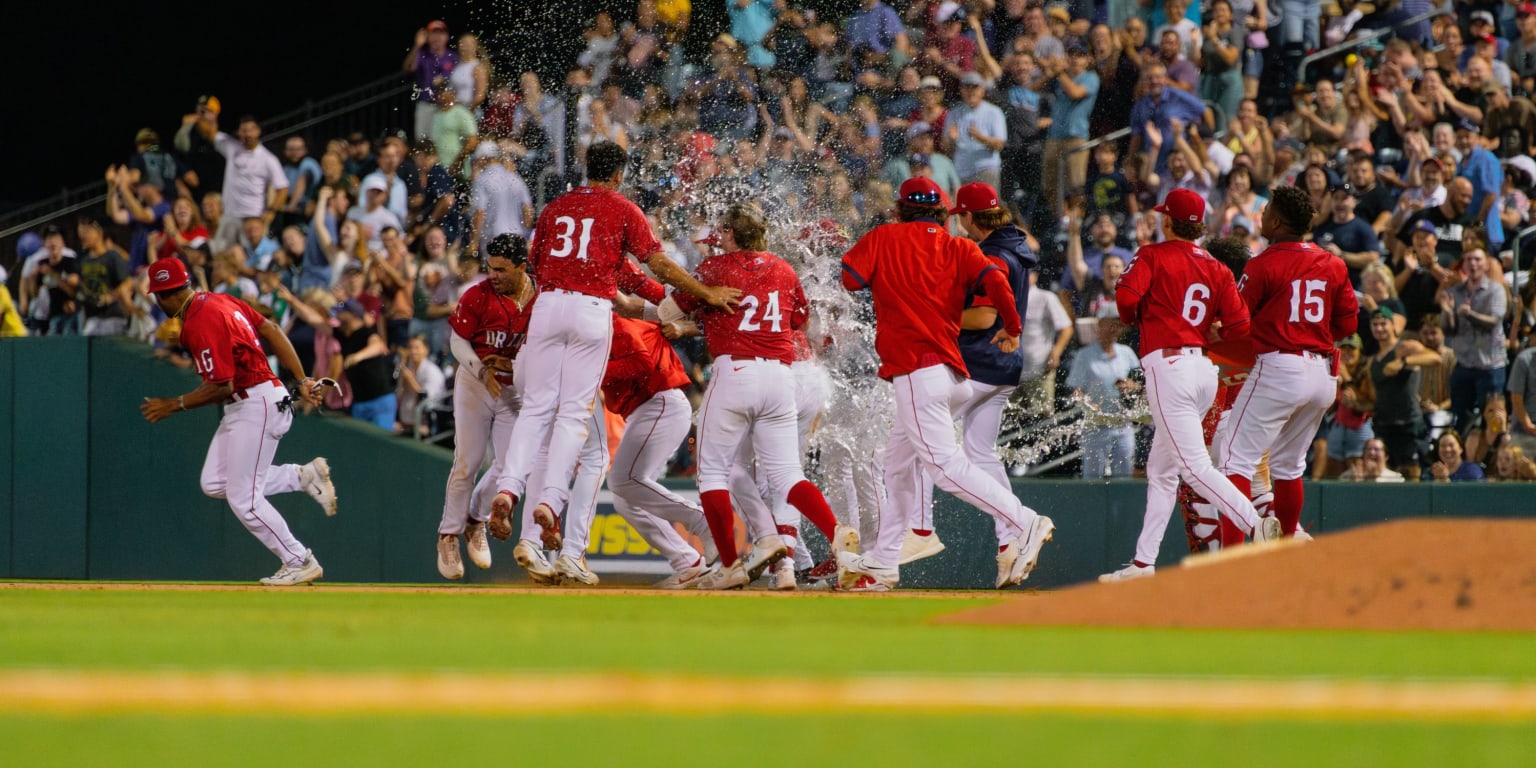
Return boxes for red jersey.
[1116,239,1250,356]
[448,279,535,382]
[528,186,662,299]
[602,316,691,418]
[180,292,279,391]
[1238,240,1359,355]
[674,250,807,365]
[617,257,666,304]
[841,221,1022,380]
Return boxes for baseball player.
[489,141,738,553]
[909,182,1037,566]
[436,234,533,581]
[837,177,1055,592]
[1220,187,1359,537]
[140,257,336,586]
[667,202,848,590]
[1104,188,1281,583]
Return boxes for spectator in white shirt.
[346,176,405,254]
[469,142,535,253]
[210,116,288,255]
[361,139,410,224]
[397,335,448,437]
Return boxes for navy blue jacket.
[960,224,1035,387]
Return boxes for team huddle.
[141,140,1353,590]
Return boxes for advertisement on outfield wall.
[584,489,693,576]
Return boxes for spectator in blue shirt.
[945,72,1008,187]
[846,0,910,64]
[1456,118,1506,251]
[729,0,779,69]
[281,137,322,221]
[1067,311,1141,479]
[1128,62,1208,175]
[1430,430,1487,482]
[1043,45,1100,211]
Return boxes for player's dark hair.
[971,207,1015,230]
[1169,220,1205,240]
[722,202,769,251]
[1204,236,1251,280]
[486,233,529,266]
[1268,185,1315,234]
[238,115,261,130]
[587,141,629,183]
[896,201,949,225]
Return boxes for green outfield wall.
[3,337,1533,588]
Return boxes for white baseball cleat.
[1294,529,1314,542]
[741,534,789,581]
[513,539,559,586]
[655,560,712,589]
[464,522,492,569]
[531,502,563,551]
[836,551,898,591]
[685,516,719,566]
[1099,562,1155,583]
[898,531,946,565]
[1254,516,1283,544]
[436,535,464,581]
[260,550,323,586]
[770,558,798,591]
[696,560,749,590]
[300,458,337,516]
[488,491,517,541]
[832,524,860,556]
[999,515,1055,588]
[554,554,599,586]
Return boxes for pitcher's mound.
[942,519,1536,632]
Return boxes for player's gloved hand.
[991,329,1020,354]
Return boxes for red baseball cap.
[897,176,945,205]
[1520,2,1536,17]
[694,230,722,247]
[426,19,449,32]
[148,258,189,293]
[951,182,1001,214]
[1153,188,1206,223]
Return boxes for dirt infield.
[0,582,984,599]
[3,670,1533,721]
[944,519,1536,632]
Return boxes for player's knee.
[200,477,226,499]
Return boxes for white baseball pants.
[440,371,520,536]
[735,360,829,565]
[696,358,807,516]
[606,388,706,571]
[911,380,1020,543]
[1219,352,1338,483]
[497,289,614,507]
[1136,349,1261,566]
[530,408,610,559]
[198,381,309,567]
[870,365,1035,568]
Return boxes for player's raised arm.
[644,252,741,311]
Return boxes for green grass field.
[1,585,1533,767]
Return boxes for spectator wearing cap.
[405,20,460,142]
[127,128,194,201]
[883,122,962,201]
[728,0,779,69]
[1465,11,1509,69]
[909,76,949,142]
[361,138,410,225]
[922,2,978,80]
[176,95,226,195]
[334,298,397,432]
[1456,118,1507,252]
[1034,5,1068,61]
[1313,181,1383,289]
[1397,177,1474,271]
[946,72,1007,188]
[1128,61,1207,177]
[1440,248,1508,431]
[1483,84,1536,159]
[1506,3,1536,97]
[344,132,377,180]
[1041,45,1099,211]
[468,141,534,254]
[847,0,911,67]
[346,175,404,254]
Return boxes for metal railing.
[1,74,413,271]
[1297,8,1453,84]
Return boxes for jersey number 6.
[550,216,595,260]
[1181,283,1210,326]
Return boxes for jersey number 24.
[738,291,783,332]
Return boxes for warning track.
[2,670,1533,722]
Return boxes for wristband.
[178,396,186,411]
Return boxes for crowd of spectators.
[3,0,1535,482]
